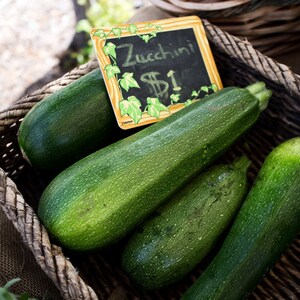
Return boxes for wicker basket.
[0,19,299,299]
[150,0,300,57]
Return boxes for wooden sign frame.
[91,16,222,129]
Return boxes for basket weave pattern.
[150,0,300,56]
[0,20,299,299]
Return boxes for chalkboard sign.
[91,16,222,129]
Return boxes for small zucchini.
[18,69,121,172]
[182,138,300,300]
[122,157,251,289]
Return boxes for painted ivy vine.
[94,24,218,124]
[170,83,219,108]
[94,23,166,124]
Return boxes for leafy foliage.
[119,73,140,92]
[128,24,138,34]
[103,42,116,59]
[96,15,218,124]
[119,96,142,124]
[190,84,219,101]
[170,93,180,104]
[74,0,134,64]
[0,278,37,300]
[104,64,121,79]
[146,98,169,118]
[141,34,150,43]
[172,83,218,107]
[112,27,122,38]
[100,22,165,124]
[184,99,193,107]
[93,29,107,39]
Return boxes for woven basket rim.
[150,0,300,12]
[167,0,251,11]
[0,19,299,300]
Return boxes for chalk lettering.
[140,72,169,98]
[117,43,135,67]
[136,54,147,65]
[178,47,191,55]
[117,42,194,68]
[187,40,196,54]
[146,52,155,62]
[168,70,179,90]
[158,44,174,60]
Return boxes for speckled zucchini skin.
[38,86,263,251]
[18,69,119,172]
[122,157,250,289]
[182,138,300,300]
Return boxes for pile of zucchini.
[18,73,300,299]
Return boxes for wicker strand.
[0,168,98,300]
[150,0,300,17]
[168,0,251,11]
[202,20,300,95]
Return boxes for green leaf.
[201,86,209,93]
[170,93,180,103]
[76,19,92,33]
[77,0,86,5]
[119,73,140,92]
[112,27,122,37]
[104,64,120,79]
[128,24,138,34]
[103,42,116,59]
[184,99,193,107]
[141,34,150,43]
[0,288,18,300]
[156,25,163,31]
[150,31,157,37]
[119,96,142,124]
[3,278,20,290]
[191,90,198,97]
[147,97,169,118]
[0,278,38,300]
[19,292,30,300]
[210,83,218,92]
[93,29,107,39]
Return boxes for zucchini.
[18,69,121,172]
[122,157,250,289]
[182,138,300,300]
[37,82,271,251]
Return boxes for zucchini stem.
[256,90,272,111]
[232,156,251,173]
[246,82,266,94]
[246,82,272,112]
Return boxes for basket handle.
[167,0,251,11]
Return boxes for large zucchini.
[182,138,300,300]
[38,82,271,251]
[122,157,250,289]
[18,69,121,172]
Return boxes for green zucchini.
[18,69,121,172]
[122,156,251,289]
[37,82,271,251]
[182,137,300,300]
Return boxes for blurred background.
[0,0,147,111]
[0,0,299,111]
